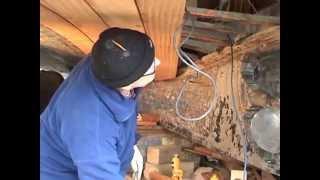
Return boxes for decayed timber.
[188,7,280,26]
[139,26,280,175]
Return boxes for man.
[40,27,159,180]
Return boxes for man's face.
[121,58,160,90]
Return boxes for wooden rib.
[84,0,145,33]
[40,0,108,42]
[40,5,93,54]
[135,0,186,80]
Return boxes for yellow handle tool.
[171,154,183,180]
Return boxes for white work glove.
[131,145,144,180]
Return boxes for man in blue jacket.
[40,27,159,180]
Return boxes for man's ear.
[155,57,160,67]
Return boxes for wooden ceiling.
[40,0,279,80]
[40,0,186,80]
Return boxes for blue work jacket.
[40,56,139,180]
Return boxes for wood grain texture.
[84,0,145,33]
[40,0,107,42]
[189,7,279,26]
[135,0,186,80]
[139,26,280,175]
[40,5,93,54]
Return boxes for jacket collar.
[86,57,138,122]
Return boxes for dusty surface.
[138,26,280,175]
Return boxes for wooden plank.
[40,0,107,42]
[182,27,229,45]
[40,5,93,54]
[197,26,280,71]
[188,7,279,25]
[84,0,145,33]
[184,20,241,34]
[231,170,244,180]
[147,145,181,164]
[135,0,186,80]
[144,162,194,180]
[148,171,171,180]
[137,113,159,126]
[182,39,218,54]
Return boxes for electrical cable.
[173,9,219,121]
[173,6,249,178]
[227,35,249,180]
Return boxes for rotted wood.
[139,26,280,175]
[188,7,279,26]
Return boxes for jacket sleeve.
[60,110,123,180]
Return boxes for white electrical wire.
[173,10,219,121]
[173,6,249,179]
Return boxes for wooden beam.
[40,0,108,42]
[135,0,186,80]
[184,20,242,34]
[139,26,280,175]
[196,26,280,71]
[182,39,218,54]
[188,7,279,25]
[84,0,145,33]
[40,24,85,59]
[40,5,93,54]
[182,25,234,47]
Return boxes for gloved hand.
[130,145,144,180]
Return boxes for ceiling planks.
[135,0,186,80]
[40,0,108,42]
[84,0,145,33]
[40,5,93,54]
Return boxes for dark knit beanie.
[91,27,155,88]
